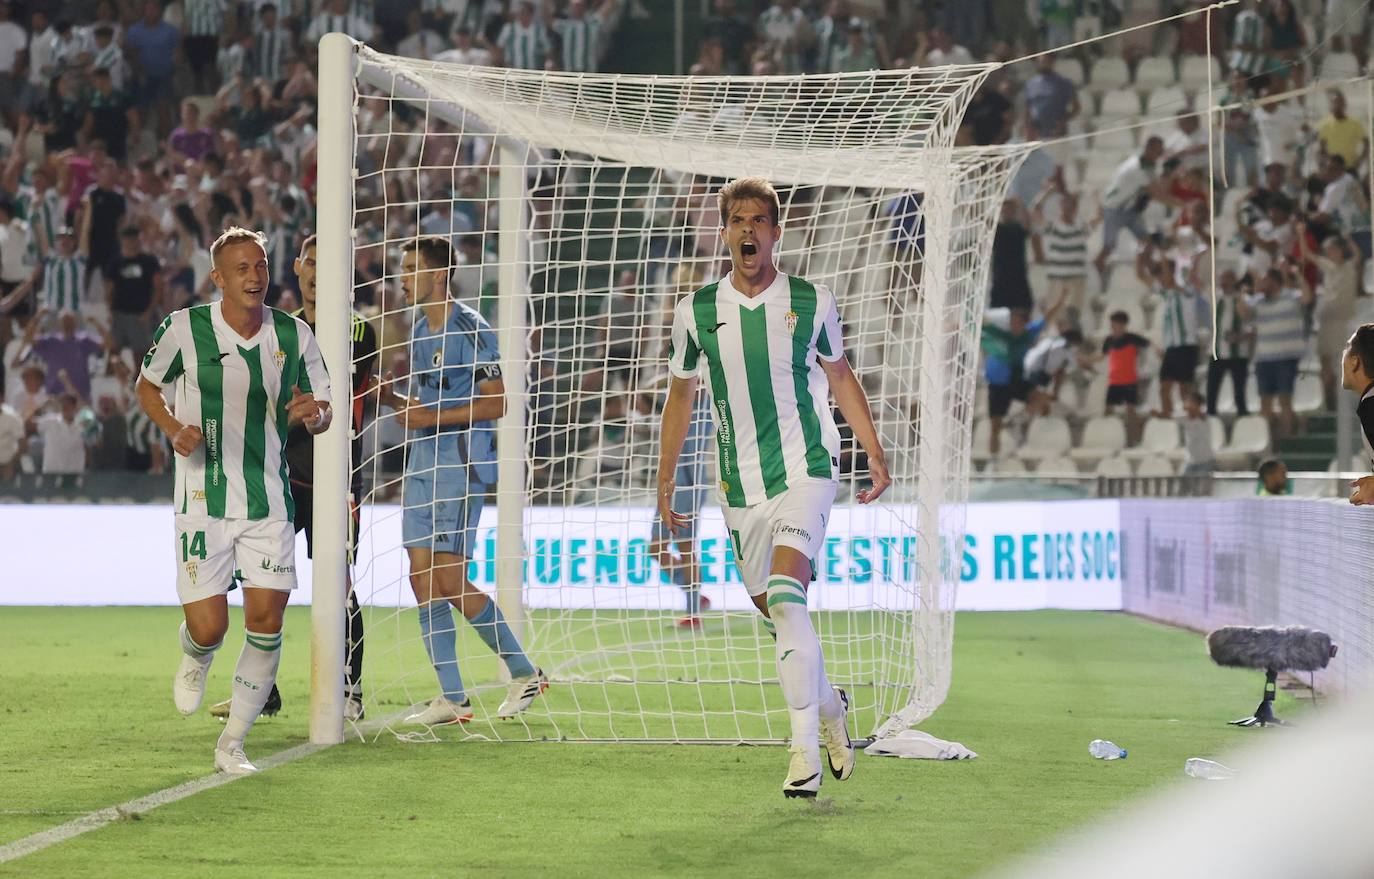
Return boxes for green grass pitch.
[1,609,1296,878]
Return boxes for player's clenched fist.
[172,425,204,457]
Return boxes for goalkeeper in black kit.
[211,234,378,720]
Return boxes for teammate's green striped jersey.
[668,272,844,508]
[140,301,332,521]
[38,253,87,313]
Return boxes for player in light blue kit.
[649,391,713,626]
[379,235,546,726]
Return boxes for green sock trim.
[245,632,283,651]
[761,618,775,631]
[180,625,219,656]
[767,592,808,608]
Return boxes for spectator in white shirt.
[435,26,494,66]
[1093,136,1165,282]
[0,1,26,123]
[1237,196,1295,282]
[398,9,445,60]
[925,25,974,66]
[1255,91,1306,169]
[0,383,22,479]
[26,9,54,89]
[306,0,374,44]
[1164,112,1210,172]
[33,391,86,475]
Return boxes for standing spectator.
[1237,195,1295,283]
[1207,269,1255,415]
[552,0,604,73]
[0,198,30,323]
[89,24,127,91]
[25,10,54,87]
[11,228,89,317]
[925,25,973,66]
[34,71,86,154]
[1024,326,1085,415]
[1180,390,1215,476]
[124,1,180,135]
[1219,71,1260,188]
[1303,230,1359,409]
[1245,263,1314,438]
[106,227,161,356]
[167,100,216,164]
[398,9,445,60]
[701,0,753,73]
[83,68,137,162]
[306,0,375,44]
[1254,88,1306,170]
[757,0,813,73]
[1315,156,1369,258]
[1036,0,1075,51]
[88,389,127,471]
[980,288,1070,454]
[1093,136,1164,283]
[1228,0,1268,84]
[0,381,22,479]
[829,18,878,72]
[0,2,26,126]
[990,199,1033,312]
[436,26,493,66]
[961,79,1014,146]
[1140,249,1206,418]
[11,362,48,424]
[31,391,86,477]
[1318,90,1369,175]
[82,158,127,286]
[1032,184,1091,321]
[1164,113,1210,172]
[182,0,227,93]
[1022,55,1080,141]
[496,2,549,70]
[1263,0,1306,84]
[253,5,289,84]
[1099,310,1153,417]
[15,309,108,399]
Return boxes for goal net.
[314,36,1032,743]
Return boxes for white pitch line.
[0,741,324,865]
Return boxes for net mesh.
[336,45,1033,742]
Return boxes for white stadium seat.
[1178,55,1222,92]
[1034,455,1080,476]
[1145,85,1188,120]
[1319,51,1360,82]
[1095,454,1134,477]
[1136,455,1178,477]
[985,456,1028,474]
[1214,373,1260,417]
[1209,416,1226,452]
[1091,124,1138,153]
[1090,57,1131,92]
[1293,372,1323,414]
[1098,87,1143,121]
[1058,56,1087,87]
[1215,414,1271,466]
[1134,56,1176,91]
[1070,416,1128,463]
[1017,416,1073,462]
[1125,417,1183,460]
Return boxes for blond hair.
[716,176,780,227]
[210,226,268,264]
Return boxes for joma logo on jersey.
[204,419,220,486]
[259,558,295,574]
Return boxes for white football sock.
[217,629,282,753]
[766,575,822,747]
[179,622,220,665]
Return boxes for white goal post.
[310,33,1032,745]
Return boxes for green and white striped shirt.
[498,19,550,70]
[38,253,87,313]
[140,301,332,521]
[553,13,601,72]
[668,272,843,508]
[183,0,227,37]
[1157,284,1204,349]
[1229,9,1265,76]
[19,188,65,256]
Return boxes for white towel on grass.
[865,729,977,760]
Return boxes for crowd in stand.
[1,0,1372,488]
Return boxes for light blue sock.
[671,565,701,615]
[418,601,465,702]
[468,600,535,678]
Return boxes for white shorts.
[174,514,298,605]
[721,478,837,597]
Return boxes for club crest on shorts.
[274,349,286,370]
[784,309,798,333]
[184,561,198,585]
[720,480,730,494]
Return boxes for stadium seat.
[1081,371,1110,417]
[1016,416,1073,462]
[1329,453,1365,472]
[1319,51,1360,82]
[1178,55,1222,92]
[1098,87,1144,121]
[1090,57,1131,93]
[985,456,1028,474]
[1215,414,1271,466]
[1058,56,1087,87]
[1209,416,1226,451]
[1034,455,1080,476]
[1090,124,1138,153]
[1069,415,1127,463]
[1134,56,1176,92]
[1145,85,1188,120]
[1215,373,1260,417]
[1095,454,1134,477]
[1125,417,1183,460]
[1293,372,1324,413]
[1136,454,1177,477]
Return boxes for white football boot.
[819,687,855,781]
[783,745,823,799]
[213,747,258,776]
[496,668,549,719]
[173,654,212,716]
[404,696,474,726]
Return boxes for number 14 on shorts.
[181,530,207,562]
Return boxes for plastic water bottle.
[1184,758,1235,780]
[1089,739,1127,760]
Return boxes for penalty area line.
[0,740,324,865]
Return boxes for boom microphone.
[1206,625,1337,728]
[1206,626,1337,673]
